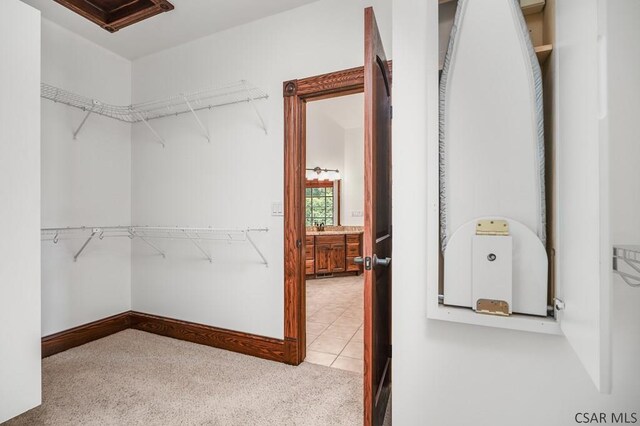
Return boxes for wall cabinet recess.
[431,0,613,393]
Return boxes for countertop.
[306,226,364,236]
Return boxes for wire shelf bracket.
[182,95,211,142]
[131,109,166,148]
[242,80,268,135]
[183,230,213,263]
[73,228,98,262]
[612,245,640,288]
[129,228,166,258]
[73,101,100,140]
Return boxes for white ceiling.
[20,0,320,60]
[309,93,364,130]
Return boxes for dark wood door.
[363,7,392,426]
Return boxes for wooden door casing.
[282,46,392,366]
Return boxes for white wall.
[307,109,346,176]
[306,107,345,226]
[392,1,640,425]
[342,127,365,226]
[130,0,390,338]
[306,105,364,227]
[0,1,41,422]
[40,19,132,336]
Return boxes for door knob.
[373,254,391,267]
[354,256,390,269]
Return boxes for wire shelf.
[133,81,269,122]
[41,80,269,144]
[612,245,640,288]
[41,225,269,266]
[41,81,268,123]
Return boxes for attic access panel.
[54,0,174,33]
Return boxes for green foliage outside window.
[305,186,335,226]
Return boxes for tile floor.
[304,275,364,374]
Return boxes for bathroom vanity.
[305,227,363,278]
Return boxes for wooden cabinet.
[305,236,315,275]
[315,235,345,274]
[306,233,362,278]
[346,234,362,272]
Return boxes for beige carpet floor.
[6,329,365,426]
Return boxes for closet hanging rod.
[613,246,640,288]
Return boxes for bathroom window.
[305,180,340,226]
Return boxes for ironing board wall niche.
[440,0,548,316]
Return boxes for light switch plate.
[271,202,283,216]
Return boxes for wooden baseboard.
[129,311,288,363]
[41,311,290,364]
[41,312,131,358]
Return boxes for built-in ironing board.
[440,0,548,316]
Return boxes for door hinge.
[390,105,393,119]
[296,239,302,249]
[476,219,509,236]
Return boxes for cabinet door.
[315,244,331,273]
[346,243,360,258]
[330,242,346,272]
[556,0,611,393]
[305,260,315,275]
[0,1,42,423]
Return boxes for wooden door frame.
[282,63,391,365]
[283,66,365,365]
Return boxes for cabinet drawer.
[347,257,361,272]
[305,245,314,259]
[346,234,361,244]
[305,259,315,275]
[315,234,344,245]
[305,236,315,245]
[346,243,360,257]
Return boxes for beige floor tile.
[308,309,342,324]
[306,275,364,373]
[306,334,319,347]
[340,339,363,360]
[322,324,359,340]
[308,335,349,355]
[332,356,364,374]
[305,351,337,367]
[352,328,364,342]
[307,322,328,335]
[341,308,364,320]
[333,315,363,328]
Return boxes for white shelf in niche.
[430,304,561,335]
